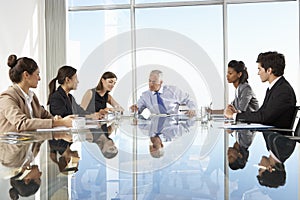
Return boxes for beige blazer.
[0,143,32,168]
[0,84,53,132]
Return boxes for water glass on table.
[114,105,122,121]
[198,106,210,123]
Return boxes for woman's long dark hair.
[47,66,77,105]
[95,71,117,91]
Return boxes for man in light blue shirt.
[130,70,196,116]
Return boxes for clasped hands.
[224,104,238,119]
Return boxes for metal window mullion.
[68,0,296,11]
[130,0,138,200]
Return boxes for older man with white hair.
[130,70,196,116]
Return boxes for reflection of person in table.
[139,115,193,158]
[84,123,118,159]
[0,135,47,199]
[49,138,80,174]
[71,123,118,199]
[9,164,42,200]
[256,131,296,188]
[227,130,255,170]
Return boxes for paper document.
[36,126,70,132]
[37,124,99,132]
[222,123,274,130]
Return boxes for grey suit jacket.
[232,83,259,112]
[0,84,53,132]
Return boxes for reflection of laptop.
[270,106,300,136]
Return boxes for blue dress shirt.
[137,85,196,114]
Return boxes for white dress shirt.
[16,84,34,118]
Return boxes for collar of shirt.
[235,85,240,97]
[21,143,35,168]
[16,84,34,104]
[269,150,282,163]
[269,76,282,90]
[152,85,164,95]
[16,84,34,118]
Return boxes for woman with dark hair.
[9,165,42,200]
[210,60,259,115]
[0,55,74,133]
[225,60,259,170]
[48,66,105,119]
[226,60,259,112]
[49,139,80,174]
[81,71,124,113]
[227,130,255,170]
[90,124,118,159]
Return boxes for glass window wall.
[227,1,299,105]
[69,0,129,7]
[67,1,299,199]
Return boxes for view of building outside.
[67,2,299,198]
[67,0,299,112]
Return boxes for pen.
[253,164,275,171]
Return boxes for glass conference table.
[0,115,299,200]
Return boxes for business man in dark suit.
[256,131,296,188]
[224,51,296,129]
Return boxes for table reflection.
[256,131,296,188]
[0,116,299,199]
[138,115,194,158]
[227,130,256,170]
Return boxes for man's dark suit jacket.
[263,131,296,163]
[237,77,296,129]
[49,86,89,117]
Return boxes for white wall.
[0,0,47,105]
[0,1,46,198]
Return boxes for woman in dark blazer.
[48,66,105,119]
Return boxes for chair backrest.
[290,106,300,129]
[292,106,300,136]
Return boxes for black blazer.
[263,131,296,163]
[49,86,89,117]
[237,77,296,128]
